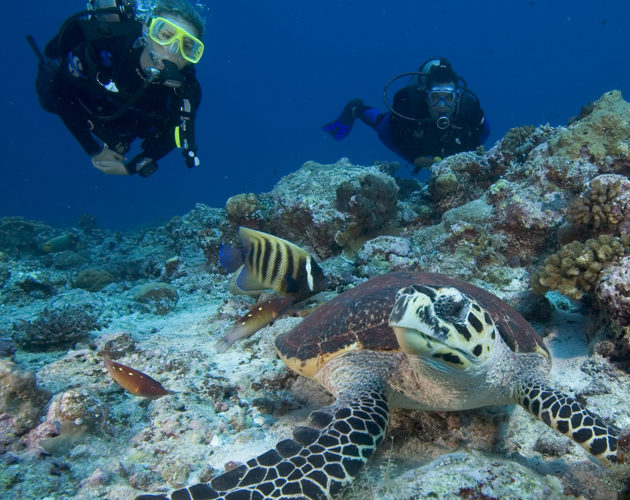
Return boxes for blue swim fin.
[321,99,364,141]
[321,119,354,140]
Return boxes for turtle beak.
[391,324,431,356]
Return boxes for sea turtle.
[137,271,620,500]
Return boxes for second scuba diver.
[322,57,490,173]
[31,0,205,177]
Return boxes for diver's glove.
[91,145,129,175]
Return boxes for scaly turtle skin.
[137,272,620,500]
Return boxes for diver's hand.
[91,145,129,175]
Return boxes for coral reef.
[568,174,630,233]
[166,203,230,267]
[77,214,98,233]
[354,236,416,277]
[333,173,399,252]
[596,256,630,329]
[221,159,400,259]
[0,251,9,287]
[0,217,52,256]
[28,389,107,455]
[499,125,537,160]
[532,234,630,300]
[15,272,55,297]
[10,306,100,352]
[0,360,51,442]
[2,90,630,498]
[0,338,16,358]
[548,90,630,170]
[428,151,502,214]
[343,452,567,500]
[72,268,115,292]
[225,193,265,227]
[133,282,179,315]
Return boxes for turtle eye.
[434,292,469,322]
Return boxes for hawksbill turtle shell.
[274,271,550,379]
[136,272,620,500]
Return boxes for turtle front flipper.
[135,384,389,500]
[517,380,620,465]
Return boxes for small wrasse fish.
[215,296,294,353]
[42,233,79,253]
[218,226,328,298]
[104,358,171,398]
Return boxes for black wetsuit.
[36,15,201,174]
[360,85,489,163]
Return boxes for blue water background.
[2,0,629,230]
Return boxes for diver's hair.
[154,0,205,38]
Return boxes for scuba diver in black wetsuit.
[28,0,204,177]
[322,57,490,173]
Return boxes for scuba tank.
[87,0,121,21]
[86,0,137,22]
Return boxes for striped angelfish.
[219,226,328,298]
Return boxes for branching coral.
[568,174,630,232]
[11,306,100,352]
[532,234,630,300]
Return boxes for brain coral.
[532,234,630,300]
[225,193,265,226]
[568,174,630,232]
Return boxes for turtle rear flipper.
[518,379,620,465]
[136,382,389,500]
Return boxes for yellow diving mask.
[148,17,204,64]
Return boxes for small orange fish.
[215,297,294,353]
[104,358,171,398]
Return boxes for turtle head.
[389,284,498,370]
